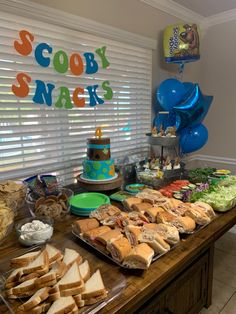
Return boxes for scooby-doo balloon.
[163,24,200,63]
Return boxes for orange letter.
[73,87,85,107]
[14,30,34,56]
[12,73,31,97]
[70,53,84,76]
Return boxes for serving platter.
[0,241,126,314]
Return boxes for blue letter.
[84,52,98,74]
[86,84,104,107]
[33,80,55,106]
[34,43,52,67]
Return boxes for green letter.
[95,46,110,68]
[102,81,113,100]
[55,86,73,109]
[53,50,68,73]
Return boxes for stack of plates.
[69,192,110,216]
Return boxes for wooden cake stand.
[76,173,123,191]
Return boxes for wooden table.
[1,199,236,314]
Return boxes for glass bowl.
[25,188,74,220]
[0,200,17,245]
[15,216,54,246]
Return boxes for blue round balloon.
[157,78,186,111]
[179,124,208,154]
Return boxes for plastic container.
[25,188,74,220]
[15,217,53,246]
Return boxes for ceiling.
[172,0,236,17]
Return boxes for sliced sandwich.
[7,278,36,298]
[58,261,83,291]
[73,218,99,234]
[194,201,215,219]
[143,206,165,222]
[81,269,107,300]
[139,229,170,254]
[123,243,154,269]
[154,223,180,245]
[47,296,76,314]
[10,250,41,268]
[78,260,90,282]
[45,244,63,265]
[106,236,132,262]
[156,211,176,224]
[184,206,211,225]
[62,248,82,269]
[123,197,142,210]
[124,225,142,246]
[17,287,49,312]
[82,226,111,243]
[171,216,196,233]
[94,229,122,250]
[22,250,49,275]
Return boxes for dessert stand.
[77,173,123,191]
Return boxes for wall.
[196,19,236,161]
[28,0,201,116]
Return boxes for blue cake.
[82,138,115,180]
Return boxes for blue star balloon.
[173,84,213,131]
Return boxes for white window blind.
[0,11,152,184]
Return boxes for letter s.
[12,73,31,97]
[14,30,34,56]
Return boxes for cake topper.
[95,127,102,139]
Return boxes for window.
[0,9,152,184]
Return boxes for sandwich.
[73,218,99,234]
[94,229,122,250]
[58,262,83,291]
[22,250,49,275]
[153,223,180,245]
[124,225,142,246]
[123,197,142,210]
[156,211,176,224]
[6,278,37,298]
[171,216,196,233]
[18,302,51,314]
[82,226,111,242]
[194,201,215,219]
[17,287,49,312]
[142,223,159,231]
[79,260,90,282]
[184,205,211,225]
[106,236,132,262]
[62,248,82,269]
[90,205,121,222]
[10,250,41,268]
[123,243,154,269]
[138,229,170,254]
[47,296,76,314]
[81,269,107,300]
[132,202,153,213]
[143,206,165,222]
[45,244,63,265]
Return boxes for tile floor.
[200,225,236,314]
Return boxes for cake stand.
[76,173,123,191]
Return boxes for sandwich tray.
[0,241,126,314]
[72,226,172,270]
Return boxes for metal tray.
[72,225,175,270]
[0,243,126,314]
[146,133,179,146]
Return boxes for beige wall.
[197,20,236,158]
[28,0,201,117]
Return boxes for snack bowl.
[25,188,74,220]
[15,216,54,246]
[0,200,17,245]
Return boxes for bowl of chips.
[0,180,27,213]
[0,200,16,245]
[25,188,74,220]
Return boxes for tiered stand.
[76,173,123,191]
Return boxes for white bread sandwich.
[62,248,82,269]
[6,272,40,289]
[17,302,51,314]
[17,287,49,312]
[81,269,107,300]
[123,197,142,210]
[124,225,142,246]
[139,230,170,254]
[106,236,132,262]
[47,296,76,314]
[82,226,111,242]
[74,218,99,234]
[7,278,36,298]
[5,267,25,286]
[45,244,63,265]
[132,202,153,213]
[143,206,165,222]
[10,250,41,268]
[123,243,154,269]
[79,260,90,282]
[22,250,49,275]
[193,201,215,220]
[184,205,211,225]
[84,291,108,305]
[154,223,180,245]
[58,261,83,291]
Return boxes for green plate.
[125,183,146,194]
[69,193,110,211]
[109,190,133,202]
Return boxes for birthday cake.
[82,137,115,180]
